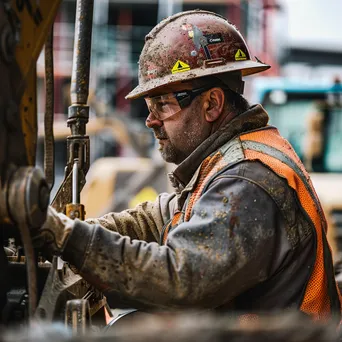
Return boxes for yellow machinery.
[0,0,112,331]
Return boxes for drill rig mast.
[0,0,110,330]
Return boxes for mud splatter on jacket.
[62,104,341,320]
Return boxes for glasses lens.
[145,93,182,120]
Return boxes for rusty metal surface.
[12,0,62,166]
[8,168,38,319]
[70,0,94,105]
[0,165,16,225]
[66,137,90,178]
[0,4,25,167]
[0,3,34,319]
[35,257,84,321]
[17,222,37,318]
[7,167,39,318]
[0,0,61,178]
[51,168,86,214]
[0,165,49,320]
[53,0,93,215]
[65,299,91,335]
[35,256,107,328]
[0,0,106,329]
[8,167,49,228]
[6,166,49,318]
[66,203,85,220]
[51,171,73,213]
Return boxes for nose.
[146,112,163,128]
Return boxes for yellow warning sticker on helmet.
[235,49,247,61]
[172,60,190,74]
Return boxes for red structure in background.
[115,9,132,114]
[260,0,281,76]
[223,0,280,76]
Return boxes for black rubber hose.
[18,222,37,318]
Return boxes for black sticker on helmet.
[205,33,223,45]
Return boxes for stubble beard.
[154,128,187,165]
[159,141,186,165]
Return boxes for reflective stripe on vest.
[240,127,341,321]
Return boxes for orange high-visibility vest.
[163,126,341,321]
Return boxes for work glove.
[32,206,75,256]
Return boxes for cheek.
[183,105,207,138]
[171,115,205,148]
[172,115,194,139]
[165,102,206,145]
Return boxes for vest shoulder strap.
[240,127,341,319]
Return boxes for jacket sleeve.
[62,176,283,310]
[84,192,176,243]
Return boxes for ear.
[202,88,225,123]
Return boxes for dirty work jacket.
[62,104,341,321]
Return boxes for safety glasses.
[145,85,213,121]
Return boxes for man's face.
[145,83,212,165]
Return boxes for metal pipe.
[70,0,94,105]
[53,0,93,214]
[72,160,79,204]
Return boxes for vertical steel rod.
[70,0,94,106]
[72,160,79,204]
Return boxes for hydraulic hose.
[18,222,37,319]
[44,26,55,191]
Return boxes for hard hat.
[126,10,270,100]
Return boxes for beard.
[159,141,187,165]
[153,127,188,165]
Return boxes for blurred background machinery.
[250,76,342,262]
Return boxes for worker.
[34,10,341,322]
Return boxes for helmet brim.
[126,60,270,100]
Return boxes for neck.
[210,108,239,134]
[171,104,269,188]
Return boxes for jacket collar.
[168,104,269,191]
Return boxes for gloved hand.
[32,206,75,256]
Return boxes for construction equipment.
[0,0,61,323]
[51,0,92,221]
[0,0,111,331]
